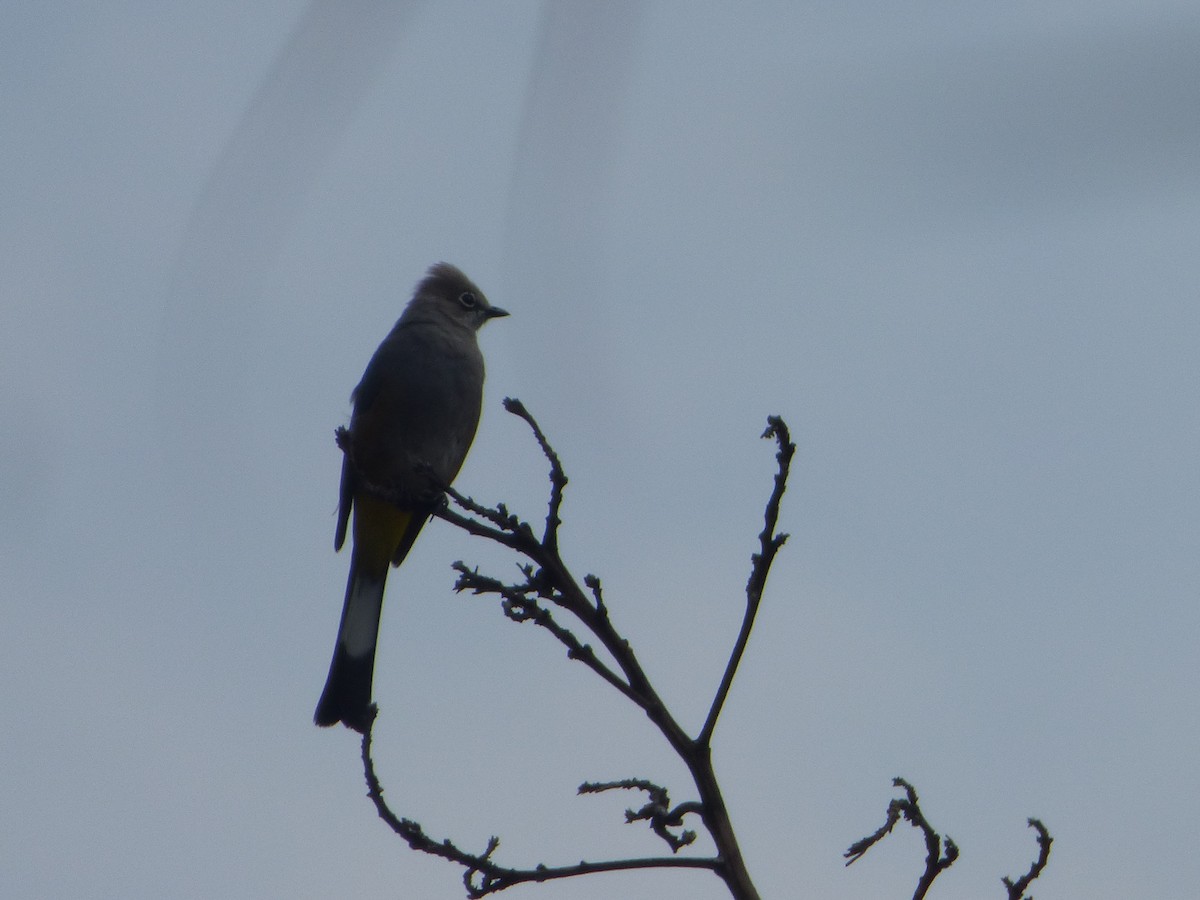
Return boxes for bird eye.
[458,291,478,309]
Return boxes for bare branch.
[439,401,694,753]
[845,778,958,900]
[340,404,1053,900]
[450,562,640,704]
[1002,818,1053,900]
[502,397,567,552]
[361,723,719,898]
[340,402,775,900]
[698,416,795,747]
[579,778,702,852]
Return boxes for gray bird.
[315,262,508,732]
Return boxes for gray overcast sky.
[3,2,1198,898]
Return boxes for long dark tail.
[314,555,387,733]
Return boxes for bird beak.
[485,306,510,319]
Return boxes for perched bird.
[315,262,507,732]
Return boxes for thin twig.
[503,397,566,552]
[1002,818,1053,900]
[451,563,640,704]
[698,416,794,748]
[578,778,701,851]
[845,778,958,900]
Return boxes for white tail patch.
[341,575,384,659]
